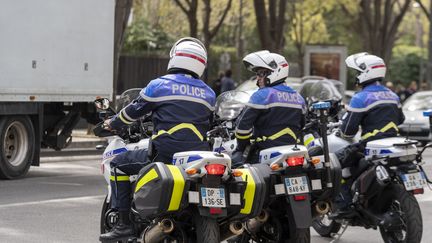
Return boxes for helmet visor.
[345,52,368,71]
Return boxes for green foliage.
[387,45,427,85]
[122,17,173,55]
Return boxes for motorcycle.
[307,101,432,243]
[95,89,267,243]
[212,91,335,243]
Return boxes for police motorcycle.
[307,102,432,243]
[94,90,267,243]
[212,90,337,243]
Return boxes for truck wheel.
[0,116,35,179]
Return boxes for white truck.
[0,0,118,178]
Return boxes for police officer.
[233,51,306,165]
[99,37,215,242]
[334,52,405,213]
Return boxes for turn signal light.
[185,168,198,175]
[311,157,321,165]
[232,169,243,177]
[293,195,307,201]
[286,156,304,167]
[205,164,226,175]
[270,163,281,171]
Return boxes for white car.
[399,91,432,145]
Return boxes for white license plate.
[285,176,310,195]
[200,187,226,208]
[401,172,427,191]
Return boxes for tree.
[173,0,198,37]
[289,0,329,75]
[114,0,133,99]
[173,0,233,50]
[340,0,411,63]
[202,0,233,50]
[253,0,288,52]
[414,0,432,87]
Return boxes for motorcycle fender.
[286,194,312,228]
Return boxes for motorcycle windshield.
[301,81,342,102]
[116,88,142,111]
[215,90,252,120]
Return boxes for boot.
[100,211,135,242]
[330,180,354,219]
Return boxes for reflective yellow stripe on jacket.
[110,175,130,181]
[152,123,204,141]
[256,127,298,142]
[361,122,399,140]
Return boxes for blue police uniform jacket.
[341,83,405,142]
[110,74,216,155]
[235,84,306,151]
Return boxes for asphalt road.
[1,150,432,243]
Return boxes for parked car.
[399,91,432,145]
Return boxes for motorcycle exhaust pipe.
[143,218,175,243]
[314,201,331,216]
[220,221,244,241]
[245,210,269,234]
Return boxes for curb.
[40,154,102,163]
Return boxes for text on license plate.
[401,172,426,191]
[201,187,226,208]
[285,176,310,195]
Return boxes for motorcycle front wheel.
[311,213,341,238]
[379,184,422,243]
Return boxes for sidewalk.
[40,129,107,160]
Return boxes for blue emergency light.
[312,101,331,110]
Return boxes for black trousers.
[109,148,173,211]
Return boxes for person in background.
[211,71,224,96]
[405,80,418,100]
[220,69,235,93]
[385,81,395,92]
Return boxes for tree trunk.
[428,0,432,88]
[113,0,133,101]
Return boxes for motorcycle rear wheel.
[194,214,220,243]
[379,184,422,243]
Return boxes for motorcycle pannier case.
[234,165,268,219]
[133,162,189,218]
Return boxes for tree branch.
[173,0,189,14]
[415,0,432,21]
[209,0,233,38]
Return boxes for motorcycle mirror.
[225,121,234,129]
[94,98,110,110]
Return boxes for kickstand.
[330,220,348,243]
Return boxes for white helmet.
[168,37,207,78]
[345,52,386,85]
[243,50,289,86]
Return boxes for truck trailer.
[0,0,118,178]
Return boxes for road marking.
[37,182,83,186]
[0,195,105,209]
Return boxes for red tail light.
[286,156,304,167]
[413,188,424,195]
[209,207,223,215]
[293,195,307,201]
[205,164,226,175]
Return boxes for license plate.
[285,176,310,195]
[200,187,226,208]
[401,172,427,191]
